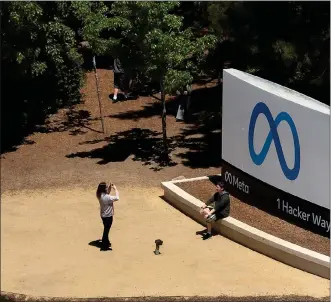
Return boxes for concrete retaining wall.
[161,176,330,279]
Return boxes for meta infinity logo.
[248,102,300,181]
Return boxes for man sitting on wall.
[199,181,230,240]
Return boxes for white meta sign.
[222,69,330,210]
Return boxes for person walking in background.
[199,181,230,240]
[112,57,130,103]
[96,181,119,251]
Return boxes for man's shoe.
[202,233,212,240]
[112,94,119,102]
[123,92,132,100]
[196,229,208,235]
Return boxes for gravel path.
[1,187,329,298]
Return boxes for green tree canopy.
[106,1,217,158]
[206,1,330,104]
[1,1,112,152]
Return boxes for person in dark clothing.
[112,58,130,102]
[199,181,230,240]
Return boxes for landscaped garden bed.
[175,177,330,256]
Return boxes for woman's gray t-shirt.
[98,193,119,218]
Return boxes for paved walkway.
[1,187,329,298]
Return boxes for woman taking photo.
[96,181,119,251]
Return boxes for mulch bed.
[1,69,222,193]
[176,178,330,256]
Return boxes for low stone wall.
[161,176,330,280]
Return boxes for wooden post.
[92,56,105,134]
[160,78,169,162]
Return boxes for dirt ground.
[1,69,221,194]
[1,187,329,298]
[1,70,329,299]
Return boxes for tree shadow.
[208,174,224,184]
[192,76,218,86]
[109,84,222,122]
[1,100,90,154]
[66,119,222,170]
[1,139,36,154]
[36,108,103,136]
[130,81,161,97]
[173,112,223,168]
[65,84,223,170]
[66,128,178,171]
[189,84,222,114]
[108,97,179,121]
[169,84,224,169]
[82,53,113,71]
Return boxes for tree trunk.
[160,80,169,161]
[93,56,105,134]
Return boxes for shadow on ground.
[67,83,223,170]
[108,96,179,121]
[66,115,222,170]
[3,80,223,172]
[208,175,224,184]
[1,107,96,154]
[37,108,103,136]
[88,239,112,251]
[173,114,222,169]
[109,84,221,122]
[66,128,178,171]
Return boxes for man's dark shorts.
[114,72,129,90]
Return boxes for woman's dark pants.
[101,216,113,248]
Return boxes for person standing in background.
[112,57,130,103]
[96,181,119,251]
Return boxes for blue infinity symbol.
[248,102,300,181]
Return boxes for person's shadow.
[89,239,112,251]
[108,93,138,102]
[196,228,218,240]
